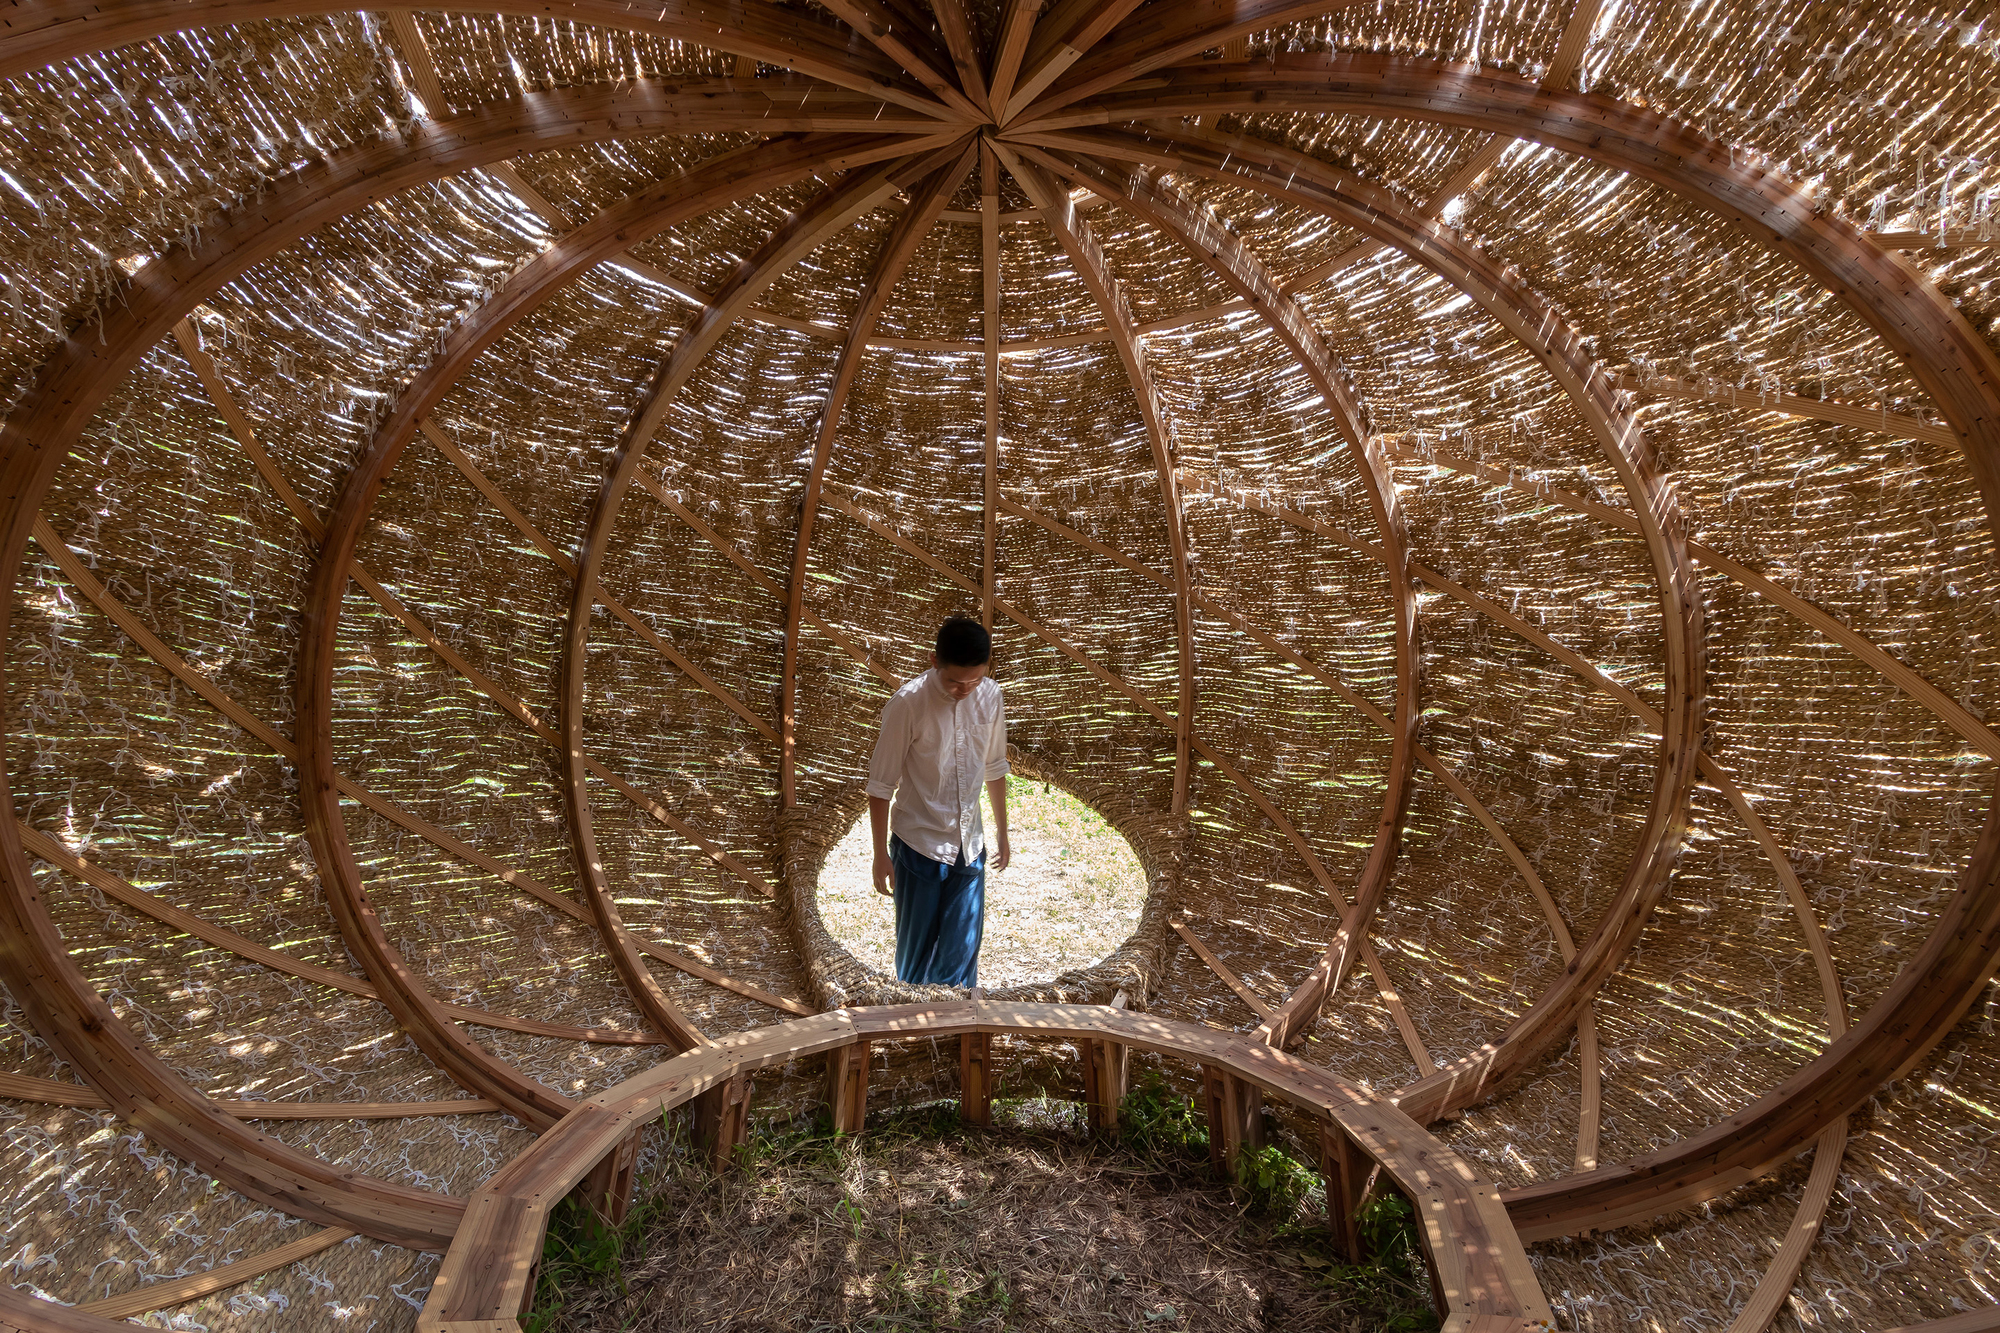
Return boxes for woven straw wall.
[1,1,1998,1328]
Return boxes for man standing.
[865,617,1010,986]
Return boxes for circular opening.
[818,776,1148,987]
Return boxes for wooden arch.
[0,9,1997,1324]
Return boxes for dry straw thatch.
[0,0,1998,1329]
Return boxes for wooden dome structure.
[1,1,1997,1328]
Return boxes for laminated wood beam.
[981,143,1002,631]
[995,146,1196,815]
[296,141,919,1119]
[1028,146,1420,1047]
[1010,53,2000,521]
[563,144,966,1047]
[817,0,985,120]
[777,143,978,806]
[418,1003,1553,1330]
[0,0,957,115]
[1029,124,1706,1133]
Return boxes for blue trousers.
[890,835,984,987]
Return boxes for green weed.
[1116,1075,1210,1162]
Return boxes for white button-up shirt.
[865,669,1009,865]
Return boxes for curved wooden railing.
[417,1001,1552,1333]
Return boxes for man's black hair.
[935,616,992,668]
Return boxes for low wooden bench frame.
[417,1000,1551,1333]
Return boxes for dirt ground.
[818,776,1148,987]
[536,1100,1434,1333]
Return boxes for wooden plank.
[0,1073,507,1120]
[1009,0,1148,113]
[1171,919,1273,1021]
[1626,371,1954,446]
[778,144,978,805]
[691,1071,752,1173]
[929,0,990,115]
[982,143,1002,631]
[986,0,1042,121]
[78,1227,356,1321]
[826,1039,872,1133]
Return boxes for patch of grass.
[1115,1074,1210,1163]
[1234,1141,1317,1219]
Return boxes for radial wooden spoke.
[994,146,1197,814]
[817,0,986,120]
[0,0,957,115]
[1029,146,1420,1047]
[1016,0,1361,120]
[778,143,979,806]
[1017,123,1706,1127]
[1005,0,1149,118]
[929,0,990,116]
[986,0,1044,119]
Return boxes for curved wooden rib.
[1028,147,1421,1050]
[419,1001,1553,1331]
[1046,125,1705,1126]
[0,109,930,1173]
[1012,54,2000,518]
[75,1227,357,1323]
[995,148,1196,815]
[560,144,967,1049]
[0,1,953,114]
[817,486,1438,1073]
[776,142,979,807]
[296,138,917,1126]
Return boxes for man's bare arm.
[870,795,894,897]
[986,777,1010,873]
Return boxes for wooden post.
[826,1039,870,1134]
[1082,990,1130,1132]
[691,1071,751,1174]
[1199,1064,1233,1175]
[959,1031,993,1126]
[576,1127,642,1228]
[1319,1123,1370,1262]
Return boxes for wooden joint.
[576,1127,643,1229]
[826,1039,871,1134]
[1318,1123,1372,1262]
[692,1071,753,1174]
[1197,1064,1263,1179]
[958,1031,994,1126]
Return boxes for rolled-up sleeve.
[983,693,1010,781]
[864,695,908,799]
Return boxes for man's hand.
[873,850,895,898]
[989,832,1010,874]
